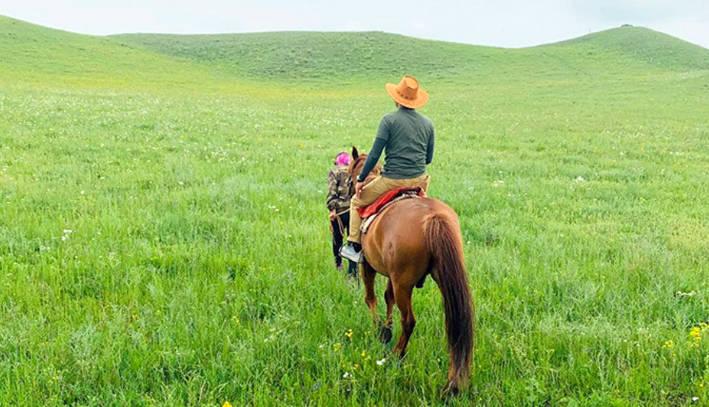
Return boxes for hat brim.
[385,83,429,109]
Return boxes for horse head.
[348,146,381,184]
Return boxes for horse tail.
[424,212,474,394]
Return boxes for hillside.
[111,26,709,82]
[110,31,496,82]
[550,25,709,70]
[0,15,216,89]
[2,15,707,90]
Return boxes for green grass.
[1,15,708,406]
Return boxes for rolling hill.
[111,26,709,82]
[0,15,217,89]
[2,14,708,90]
[550,25,709,70]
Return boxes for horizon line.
[2,13,708,51]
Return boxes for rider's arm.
[357,118,389,182]
[426,126,435,165]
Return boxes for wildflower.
[689,326,701,340]
[662,340,674,349]
[575,176,586,183]
[344,329,353,340]
[691,396,699,403]
[689,326,703,347]
[376,358,387,366]
[333,342,342,352]
[342,372,352,379]
[61,229,73,241]
[353,363,359,370]
[223,402,232,407]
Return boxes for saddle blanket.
[360,187,424,234]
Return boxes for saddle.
[359,186,424,234]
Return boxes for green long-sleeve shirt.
[358,107,435,181]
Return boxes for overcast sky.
[1,0,707,48]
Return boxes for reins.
[334,209,348,236]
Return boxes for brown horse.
[348,146,475,395]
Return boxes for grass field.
[1,15,708,405]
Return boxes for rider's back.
[378,107,434,180]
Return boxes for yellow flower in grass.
[689,326,701,341]
[688,326,703,348]
[345,329,353,340]
[662,340,674,349]
[333,342,342,352]
[223,402,232,407]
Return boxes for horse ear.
[352,146,359,161]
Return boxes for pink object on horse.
[335,152,351,167]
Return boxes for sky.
[1,0,708,48]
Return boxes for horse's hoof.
[378,326,392,343]
[392,347,407,360]
[441,381,460,398]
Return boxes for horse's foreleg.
[379,279,394,343]
[392,282,415,358]
[362,262,379,326]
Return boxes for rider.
[340,75,435,263]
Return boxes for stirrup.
[340,244,363,263]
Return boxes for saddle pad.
[358,186,423,218]
[360,189,423,234]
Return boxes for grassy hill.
[1,15,708,406]
[551,25,709,70]
[0,15,221,90]
[3,15,707,89]
[111,25,709,82]
[110,31,497,82]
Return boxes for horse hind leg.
[392,281,415,358]
[379,279,394,344]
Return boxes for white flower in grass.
[691,396,699,403]
[376,358,387,366]
[61,229,73,241]
[342,372,352,379]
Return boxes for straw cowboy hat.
[385,75,429,109]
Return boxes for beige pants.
[348,174,430,243]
